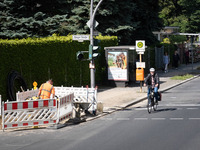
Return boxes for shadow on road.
[156,108,177,112]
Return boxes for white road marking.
[134,108,147,110]
[134,118,148,120]
[101,118,113,121]
[116,118,130,121]
[187,108,199,110]
[170,97,177,99]
[151,118,166,120]
[161,104,200,107]
[170,118,184,120]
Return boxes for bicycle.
[147,87,158,113]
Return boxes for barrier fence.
[58,93,73,122]
[1,93,74,131]
[54,86,97,112]
[16,86,97,112]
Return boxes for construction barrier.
[58,93,73,122]
[1,93,74,131]
[16,86,97,112]
[54,86,97,112]
[16,89,39,101]
[0,95,1,116]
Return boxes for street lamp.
[89,0,103,88]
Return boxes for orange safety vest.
[39,82,55,99]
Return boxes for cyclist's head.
[149,68,155,75]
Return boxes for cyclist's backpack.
[157,92,162,101]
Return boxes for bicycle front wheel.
[153,98,158,111]
[147,97,152,113]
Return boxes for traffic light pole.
[90,0,103,88]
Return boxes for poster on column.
[107,51,128,81]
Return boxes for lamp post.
[89,0,103,88]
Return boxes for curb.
[86,75,200,122]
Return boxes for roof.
[104,46,136,50]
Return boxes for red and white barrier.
[16,86,97,113]
[55,86,97,112]
[2,99,57,130]
[58,93,73,122]
[0,95,2,116]
[1,93,74,131]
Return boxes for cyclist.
[144,68,160,104]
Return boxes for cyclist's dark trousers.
[147,87,158,103]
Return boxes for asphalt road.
[1,77,200,150]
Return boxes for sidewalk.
[97,62,200,113]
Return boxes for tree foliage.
[159,0,200,33]
[0,0,69,39]
[0,0,163,45]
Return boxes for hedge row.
[0,34,118,100]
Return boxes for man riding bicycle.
[144,68,160,105]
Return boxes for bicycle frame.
[147,87,158,113]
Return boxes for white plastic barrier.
[16,86,97,112]
[16,89,39,102]
[58,93,73,122]
[0,95,1,116]
[1,93,74,131]
[54,86,97,112]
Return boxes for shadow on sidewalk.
[98,62,200,93]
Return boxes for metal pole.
[139,54,142,92]
[90,0,94,88]
[90,0,103,88]
[191,36,194,70]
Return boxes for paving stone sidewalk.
[97,62,200,113]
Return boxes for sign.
[136,40,145,52]
[107,51,128,81]
[136,62,146,68]
[72,35,90,41]
[87,20,99,28]
[33,81,38,90]
[163,38,170,44]
[33,81,37,87]
[137,51,144,54]
[89,63,95,69]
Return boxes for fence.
[1,93,74,131]
[155,46,164,69]
[54,86,97,112]
[16,86,97,113]
[16,89,39,101]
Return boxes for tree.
[0,0,163,45]
[0,0,69,39]
[96,0,162,45]
[159,0,200,33]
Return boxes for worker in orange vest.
[37,79,55,99]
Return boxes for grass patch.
[171,74,194,80]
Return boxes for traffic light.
[88,44,100,60]
[76,51,84,60]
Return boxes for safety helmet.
[149,68,155,72]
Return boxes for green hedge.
[0,34,118,100]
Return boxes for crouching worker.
[38,79,55,99]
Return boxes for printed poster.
[107,51,128,81]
